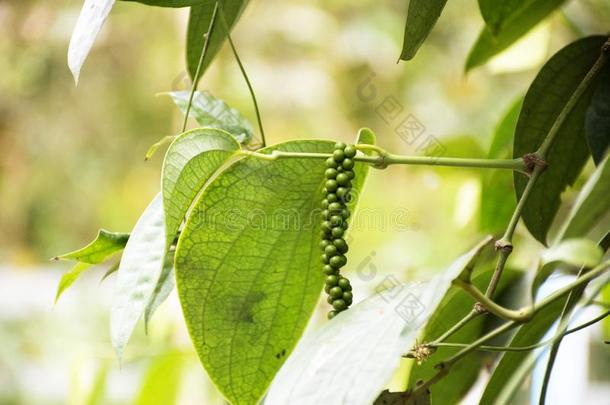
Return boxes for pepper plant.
[56,0,610,404]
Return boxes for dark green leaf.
[167,91,253,144]
[55,262,93,303]
[400,0,448,61]
[187,0,249,83]
[266,237,493,404]
[121,0,204,7]
[585,64,610,164]
[513,36,606,245]
[555,154,610,241]
[175,130,374,405]
[480,97,522,234]
[406,266,522,404]
[478,0,525,35]
[55,229,129,264]
[466,0,566,72]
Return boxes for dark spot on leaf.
[229,291,266,323]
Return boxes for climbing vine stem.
[217,3,267,147]
[411,262,610,398]
[243,148,525,171]
[181,1,219,133]
[411,37,610,396]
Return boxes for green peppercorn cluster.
[320,142,356,319]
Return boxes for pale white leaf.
[68,0,116,84]
[265,237,492,405]
[111,193,166,358]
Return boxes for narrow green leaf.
[480,97,522,234]
[266,237,493,404]
[134,353,184,405]
[513,36,606,245]
[585,64,610,164]
[111,193,166,359]
[400,0,448,61]
[187,0,249,83]
[406,266,522,404]
[55,229,129,264]
[121,0,204,7]
[466,0,566,71]
[55,262,93,303]
[167,91,253,144]
[175,131,375,405]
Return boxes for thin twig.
[181,2,220,133]
[217,3,267,147]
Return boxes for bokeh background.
[0,0,609,403]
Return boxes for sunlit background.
[1,0,609,403]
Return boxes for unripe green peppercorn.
[325,180,338,192]
[326,275,339,286]
[327,193,338,203]
[333,149,345,162]
[336,173,350,186]
[324,244,338,257]
[329,254,347,268]
[327,310,338,319]
[338,277,351,290]
[329,286,343,299]
[345,170,355,179]
[344,145,357,158]
[327,295,334,304]
[332,299,347,311]
[322,265,336,275]
[342,291,353,303]
[328,202,342,213]
[329,215,343,227]
[320,239,331,250]
[325,157,338,168]
[331,226,344,238]
[333,238,348,253]
[325,168,338,179]
[321,199,329,209]
[321,253,329,264]
[321,221,332,233]
[336,187,348,200]
[335,142,347,150]
[342,158,354,170]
